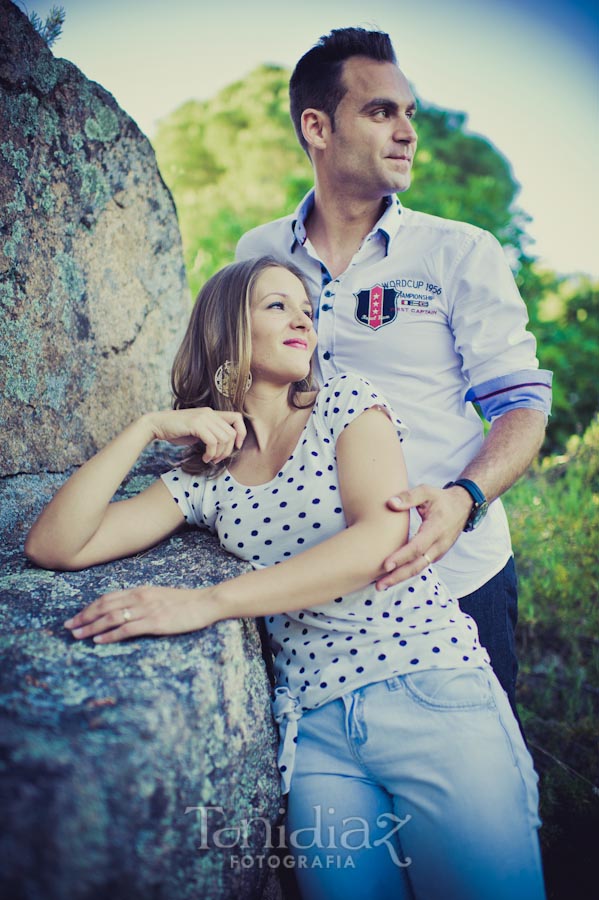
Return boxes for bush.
[505,415,599,898]
[517,265,599,455]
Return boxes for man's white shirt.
[237,191,552,597]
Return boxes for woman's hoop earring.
[214,360,252,398]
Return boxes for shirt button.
[321,303,332,312]
[323,351,331,361]
[323,289,333,298]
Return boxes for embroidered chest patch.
[353,284,398,331]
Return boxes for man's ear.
[301,108,330,152]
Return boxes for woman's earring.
[214,361,252,398]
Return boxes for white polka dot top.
[161,373,490,792]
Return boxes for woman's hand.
[64,584,222,644]
[144,408,247,463]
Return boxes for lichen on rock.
[0,0,191,477]
[0,3,284,897]
[0,449,283,900]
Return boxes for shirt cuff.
[465,369,553,421]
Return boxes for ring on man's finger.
[422,552,432,566]
[122,607,132,623]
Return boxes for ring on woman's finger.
[422,552,432,566]
[122,607,132,623]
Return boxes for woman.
[25,257,545,900]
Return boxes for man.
[236,27,552,711]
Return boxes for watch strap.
[444,478,486,507]
[443,478,488,532]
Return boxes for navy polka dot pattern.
[161,374,408,567]
[161,373,490,793]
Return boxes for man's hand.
[376,410,547,590]
[375,484,473,590]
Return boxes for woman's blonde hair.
[171,256,316,476]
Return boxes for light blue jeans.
[286,666,545,900]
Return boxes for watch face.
[465,500,489,532]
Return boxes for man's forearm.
[458,408,546,502]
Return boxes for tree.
[403,103,529,258]
[153,66,311,295]
[152,66,596,455]
[24,4,65,47]
[152,66,526,296]
[524,272,599,452]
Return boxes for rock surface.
[0,449,283,900]
[0,4,283,897]
[0,0,190,476]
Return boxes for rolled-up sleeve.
[449,230,553,420]
[465,369,553,421]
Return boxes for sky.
[14,0,599,278]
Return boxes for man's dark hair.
[289,27,397,154]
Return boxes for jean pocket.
[401,667,495,711]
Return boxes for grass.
[504,415,599,899]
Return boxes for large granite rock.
[0,0,190,476]
[0,4,284,897]
[0,449,283,900]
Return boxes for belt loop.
[386,674,402,692]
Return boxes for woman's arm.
[376,407,546,587]
[64,406,411,641]
[25,408,246,570]
[213,406,410,616]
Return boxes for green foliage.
[504,416,599,890]
[153,66,312,296]
[153,66,526,297]
[26,5,65,48]
[153,66,597,459]
[403,103,529,254]
[507,414,599,664]
[528,273,598,454]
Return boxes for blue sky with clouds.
[15,0,599,277]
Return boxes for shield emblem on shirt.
[354,284,398,330]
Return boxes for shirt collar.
[376,195,403,254]
[290,190,403,256]
[290,190,314,252]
